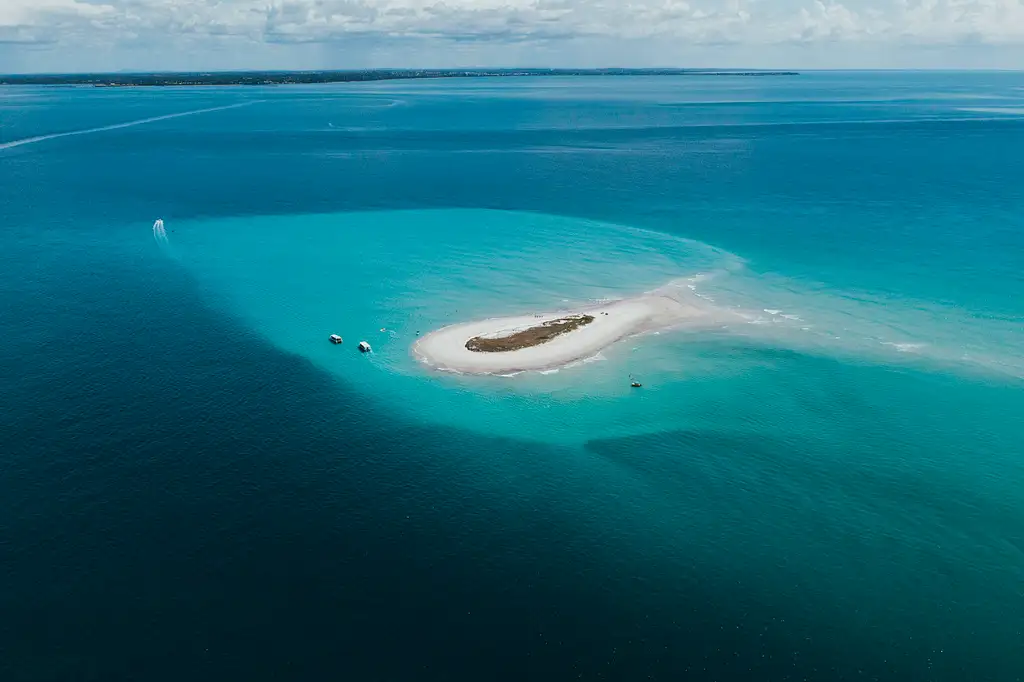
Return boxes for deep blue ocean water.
[2,72,1023,681]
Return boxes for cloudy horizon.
[2,0,1024,73]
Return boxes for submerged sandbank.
[412,281,738,375]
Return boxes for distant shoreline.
[0,69,799,88]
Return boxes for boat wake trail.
[0,102,257,151]
[153,218,168,245]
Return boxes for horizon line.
[4,66,1024,78]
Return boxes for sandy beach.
[412,281,736,375]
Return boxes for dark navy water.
[2,73,1023,681]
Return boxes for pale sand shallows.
[412,281,738,375]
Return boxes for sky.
[1,0,1023,72]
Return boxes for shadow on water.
[0,231,1020,682]
[0,246,840,681]
[2,241,1024,681]
[585,422,1024,681]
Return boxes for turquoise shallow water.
[167,205,1023,443]
[168,208,744,442]
[2,73,1024,680]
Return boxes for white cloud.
[1,0,1024,67]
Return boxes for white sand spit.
[412,281,737,375]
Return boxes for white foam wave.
[881,341,927,353]
[564,352,607,370]
[958,107,1024,116]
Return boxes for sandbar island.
[412,283,737,375]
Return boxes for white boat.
[358,341,372,353]
[329,334,343,345]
